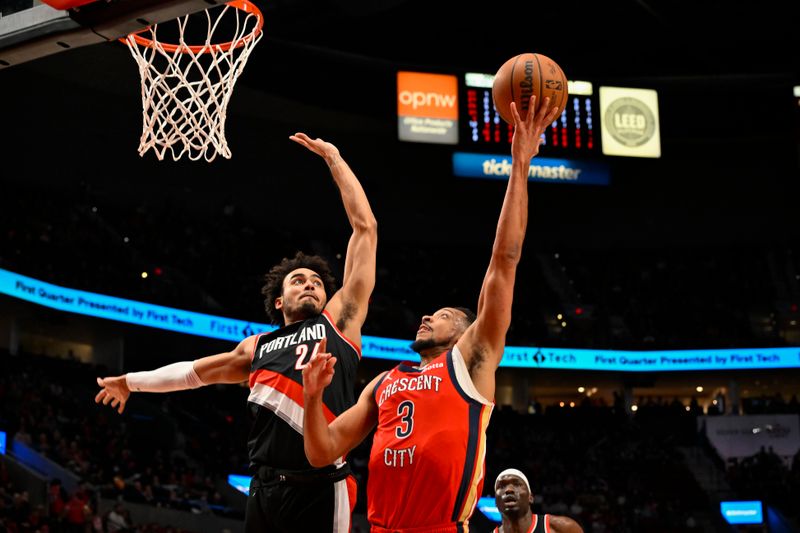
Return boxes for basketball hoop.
[122,1,264,161]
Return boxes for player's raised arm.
[95,335,256,414]
[301,338,381,466]
[290,133,378,346]
[457,96,561,401]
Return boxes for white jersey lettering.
[378,375,442,406]
[383,445,416,467]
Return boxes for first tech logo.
[604,97,656,147]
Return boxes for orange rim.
[121,0,263,54]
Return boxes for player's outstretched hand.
[511,95,561,161]
[302,337,338,398]
[95,375,130,414]
[290,133,341,166]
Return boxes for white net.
[124,2,263,162]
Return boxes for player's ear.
[275,297,283,310]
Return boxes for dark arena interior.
[1,0,799,531]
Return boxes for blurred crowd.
[0,351,248,532]
[2,180,798,350]
[2,171,799,532]
[2,351,799,531]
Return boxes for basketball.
[492,53,568,125]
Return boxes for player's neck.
[282,311,320,327]
[417,345,450,367]
[502,511,533,533]
[418,353,437,367]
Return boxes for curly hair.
[261,252,338,325]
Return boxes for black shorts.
[245,467,356,533]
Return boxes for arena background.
[1,0,799,531]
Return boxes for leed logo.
[604,97,656,147]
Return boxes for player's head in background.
[410,307,477,356]
[262,252,338,325]
[495,469,534,519]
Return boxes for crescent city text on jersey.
[377,372,443,406]
[257,324,326,359]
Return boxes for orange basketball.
[492,53,568,125]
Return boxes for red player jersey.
[368,347,494,531]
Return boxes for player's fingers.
[95,390,106,403]
[545,104,560,125]
[118,400,126,414]
[102,394,114,405]
[325,356,338,370]
[96,377,105,387]
[111,399,119,409]
[534,96,551,124]
[510,101,523,126]
[527,95,541,125]
[289,134,313,148]
[308,353,328,368]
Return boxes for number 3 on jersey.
[294,342,322,370]
[396,400,415,439]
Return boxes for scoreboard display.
[460,73,598,157]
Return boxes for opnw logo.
[398,91,456,110]
[397,72,458,119]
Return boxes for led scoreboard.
[461,73,598,156]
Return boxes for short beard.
[293,300,320,320]
[410,338,437,354]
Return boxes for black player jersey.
[247,310,361,471]
[493,514,551,533]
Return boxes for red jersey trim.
[454,403,492,522]
[492,515,538,533]
[249,368,336,423]
[322,309,362,358]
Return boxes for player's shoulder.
[548,514,584,533]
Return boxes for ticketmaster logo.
[452,152,610,186]
[481,158,583,181]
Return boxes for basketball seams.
[493,52,567,125]
[533,53,543,117]
[509,55,519,118]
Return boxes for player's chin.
[297,300,322,317]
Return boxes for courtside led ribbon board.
[2,268,798,371]
[720,501,763,525]
[228,474,251,495]
[477,496,501,523]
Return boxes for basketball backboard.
[0,0,229,69]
